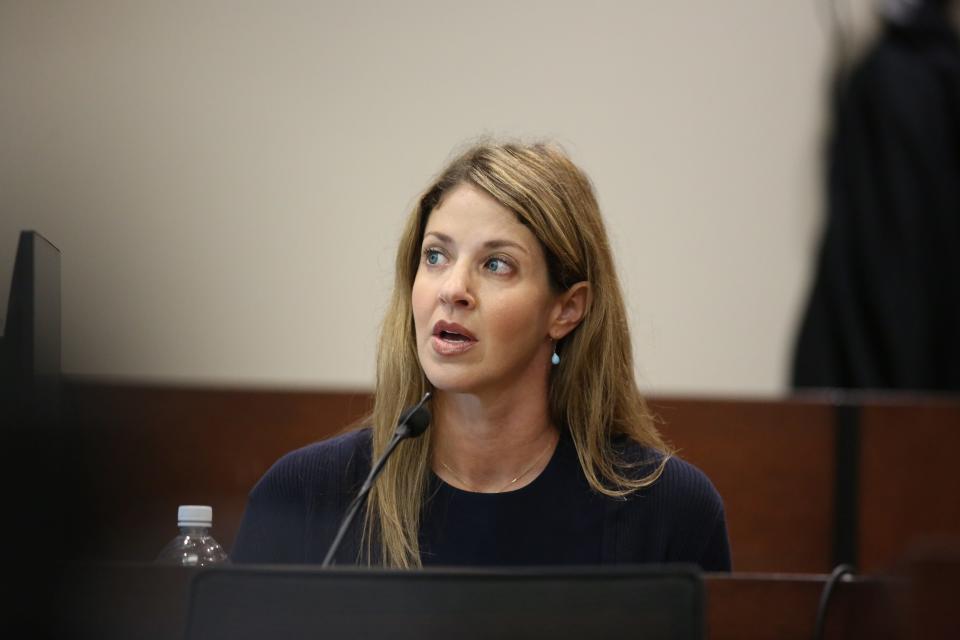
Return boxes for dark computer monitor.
[0,230,61,426]
[1,231,64,638]
[186,564,704,640]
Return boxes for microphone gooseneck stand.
[321,392,432,567]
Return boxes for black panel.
[187,565,704,640]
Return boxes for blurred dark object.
[185,565,704,640]
[793,0,960,391]
[1,230,61,425]
[54,563,197,640]
[0,230,68,638]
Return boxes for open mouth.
[431,321,478,355]
[438,330,472,342]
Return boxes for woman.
[232,141,731,570]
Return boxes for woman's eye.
[424,249,446,266]
[485,257,513,274]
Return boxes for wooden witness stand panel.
[858,402,960,571]
[49,381,960,639]
[648,397,836,572]
[60,382,960,575]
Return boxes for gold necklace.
[438,432,558,493]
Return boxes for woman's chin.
[423,375,480,396]
[421,365,489,396]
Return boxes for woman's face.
[412,183,559,397]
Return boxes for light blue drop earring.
[551,341,561,366]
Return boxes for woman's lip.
[431,335,477,355]
[432,321,477,341]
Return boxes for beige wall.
[0,1,882,396]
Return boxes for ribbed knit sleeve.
[605,453,732,572]
[660,457,731,571]
[230,429,371,564]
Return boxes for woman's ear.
[549,282,591,340]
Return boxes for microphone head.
[402,405,431,438]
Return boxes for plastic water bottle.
[156,505,228,567]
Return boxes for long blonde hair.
[364,140,671,568]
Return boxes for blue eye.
[485,257,512,274]
[424,249,444,266]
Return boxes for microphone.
[321,392,432,567]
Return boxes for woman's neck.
[429,388,559,493]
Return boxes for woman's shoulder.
[249,427,372,500]
[273,426,372,473]
[658,455,724,511]
[287,427,372,463]
[616,437,724,513]
[614,438,731,570]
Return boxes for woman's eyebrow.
[423,231,453,244]
[423,231,529,255]
[482,239,529,255]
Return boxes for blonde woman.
[232,141,731,570]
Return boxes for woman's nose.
[438,263,476,308]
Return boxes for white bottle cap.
[177,505,213,527]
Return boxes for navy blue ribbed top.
[231,428,731,571]
[420,432,607,566]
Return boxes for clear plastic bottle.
[155,505,228,567]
